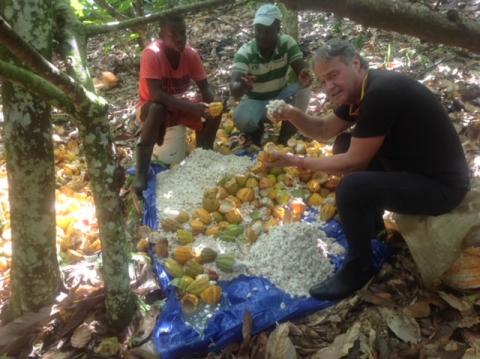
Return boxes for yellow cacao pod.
[235,174,247,187]
[177,229,195,245]
[211,211,223,223]
[184,259,204,278]
[200,285,223,305]
[136,238,149,253]
[245,177,259,188]
[259,176,275,189]
[307,179,321,193]
[174,246,194,264]
[160,217,181,232]
[308,193,324,207]
[190,219,206,235]
[216,187,229,200]
[236,187,255,202]
[225,209,243,224]
[164,258,183,278]
[186,274,210,295]
[202,197,220,213]
[320,204,337,222]
[205,225,221,237]
[207,102,224,117]
[193,208,212,225]
[224,178,239,195]
[181,293,199,313]
[176,210,190,224]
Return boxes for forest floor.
[0,1,480,358]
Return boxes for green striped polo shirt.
[232,34,303,100]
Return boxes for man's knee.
[233,105,263,133]
[143,102,167,121]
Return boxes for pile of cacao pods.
[150,138,342,313]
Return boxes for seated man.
[134,14,220,196]
[229,4,312,146]
[266,39,470,300]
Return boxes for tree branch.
[93,0,129,21]
[279,0,480,54]
[0,15,107,117]
[84,0,232,36]
[0,60,75,115]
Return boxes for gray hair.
[315,39,368,69]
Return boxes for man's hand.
[264,151,299,168]
[298,68,313,88]
[268,104,301,124]
[189,102,208,117]
[240,75,256,91]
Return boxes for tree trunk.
[0,0,60,319]
[279,0,480,54]
[54,0,136,330]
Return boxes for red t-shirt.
[138,40,207,106]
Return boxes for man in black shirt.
[266,39,470,300]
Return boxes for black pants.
[333,133,467,265]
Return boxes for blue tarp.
[135,164,394,359]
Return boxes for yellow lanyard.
[348,73,368,117]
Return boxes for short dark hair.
[315,39,368,69]
[160,14,185,30]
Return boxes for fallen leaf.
[379,307,421,344]
[312,321,361,359]
[265,323,296,359]
[438,291,473,312]
[463,330,480,351]
[70,323,92,349]
[403,300,431,318]
[462,348,480,359]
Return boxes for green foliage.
[332,17,343,34]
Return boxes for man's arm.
[146,79,206,117]
[196,79,215,103]
[273,105,352,142]
[290,58,313,88]
[230,71,256,100]
[267,135,385,174]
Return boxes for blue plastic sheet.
[134,164,394,359]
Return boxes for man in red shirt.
[134,15,220,196]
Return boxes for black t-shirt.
[334,69,470,189]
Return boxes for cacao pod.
[206,102,223,117]
[236,187,255,202]
[184,259,204,278]
[190,219,206,235]
[164,258,183,278]
[216,253,235,273]
[186,274,210,295]
[181,293,199,313]
[160,217,181,232]
[200,285,223,305]
[320,204,337,222]
[197,247,217,264]
[154,238,169,258]
[177,229,195,245]
[193,208,212,225]
[174,246,194,264]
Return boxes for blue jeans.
[233,83,311,133]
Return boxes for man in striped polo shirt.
[230,4,312,145]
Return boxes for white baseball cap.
[253,4,282,26]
